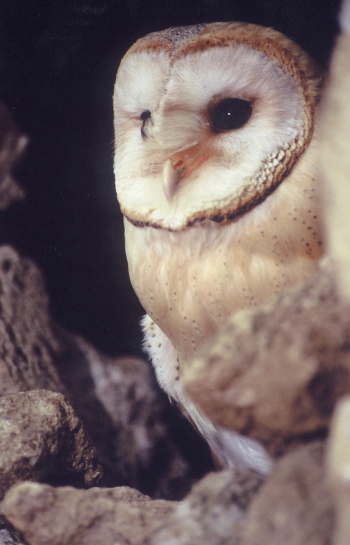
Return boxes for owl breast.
[124,150,322,369]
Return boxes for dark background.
[0,0,342,357]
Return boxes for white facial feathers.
[114,27,322,230]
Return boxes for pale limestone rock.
[326,395,350,545]
[185,264,350,457]
[152,467,263,545]
[0,245,65,396]
[320,0,350,300]
[0,390,103,500]
[242,442,334,545]
[1,468,263,545]
[2,482,176,545]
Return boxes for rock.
[55,330,172,487]
[54,327,212,498]
[0,529,25,545]
[0,104,26,210]
[0,245,65,396]
[1,468,262,545]
[0,389,103,501]
[185,264,350,456]
[320,0,350,301]
[2,482,176,545]
[1,444,334,545]
[242,442,334,545]
[152,467,264,545]
[326,395,350,545]
[88,350,168,484]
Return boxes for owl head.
[113,22,323,231]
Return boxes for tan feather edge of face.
[117,22,324,231]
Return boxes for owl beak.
[162,158,183,202]
[162,146,208,202]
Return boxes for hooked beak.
[162,158,183,202]
[162,147,209,202]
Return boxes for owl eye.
[140,110,151,121]
[209,98,252,133]
[140,110,151,138]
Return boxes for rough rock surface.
[1,467,263,545]
[0,389,103,500]
[0,444,336,545]
[0,245,65,396]
[242,442,334,545]
[0,529,25,545]
[185,263,350,457]
[54,329,208,498]
[327,395,350,545]
[320,3,350,302]
[2,482,177,545]
[152,467,264,545]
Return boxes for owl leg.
[141,314,273,475]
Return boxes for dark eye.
[140,110,151,138]
[209,98,252,133]
[140,110,151,122]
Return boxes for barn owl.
[113,22,323,474]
